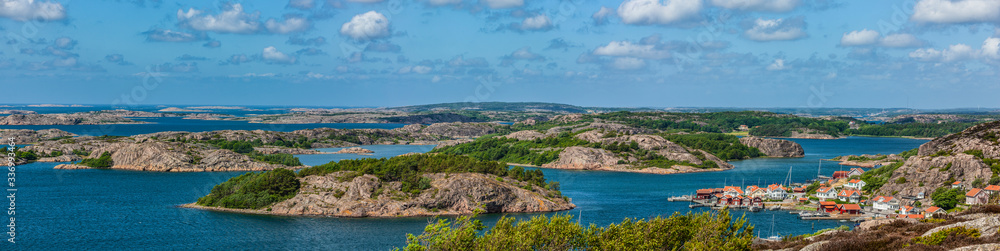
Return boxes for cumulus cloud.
[340,11,390,41]
[287,36,326,46]
[398,65,433,74]
[287,0,315,10]
[223,54,253,65]
[909,37,1000,62]
[504,47,544,61]
[709,0,800,12]
[839,29,879,46]
[177,3,261,34]
[840,29,924,48]
[0,0,66,21]
[105,54,133,65]
[593,41,670,59]
[519,14,552,31]
[743,17,807,41]
[617,0,702,25]
[765,58,786,70]
[265,15,310,34]
[143,29,207,42]
[53,37,76,50]
[911,0,1000,24]
[545,38,580,51]
[262,46,297,64]
[481,0,523,9]
[592,6,614,25]
[610,57,646,70]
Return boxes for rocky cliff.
[738,136,805,157]
[541,146,732,174]
[52,141,296,172]
[875,121,1000,203]
[190,172,574,217]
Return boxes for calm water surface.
[13,136,927,250]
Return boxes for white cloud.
[481,0,523,9]
[617,0,702,25]
[340,11,390,41]
[508,47,544,60]
[879,34,923,48]
[909,48,942,61]
[840,30,924,48]
[593,41,670,59]
[909,44,975,62]
[54,37,76,50]
[144,29,206,42]
[840,29,879,46]
[610,57,646,70]
[593,6,614,24]
[265,16,310,34]
[287,0,315,10]
[0,0,65,21]
[178,3,261,34]
[911,0,1000,24]
[744,17,806,41]
[766,59,786,70]
[262,46,297,64]
[709,0,800,12]
[520,14,552,31]
[983,37,1000,60]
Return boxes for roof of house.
[953,181,962,185]
[848,179,863,184]
[724,186,744,195]
[838,190,861,197]
[820,201,837,206]
[925,206,944,213]
[696,189,715,194]
[897,214,925,219]
[903,206,914,211]
[767,184,786,191]
[838,204,862,210]
[850,168,864,173]
[986,185,1000,192]
[874,196,896,203]
[967,188,983,197]
[798,197,808,201]
[817,187,834,193]
[833,171,848,175]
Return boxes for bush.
[401,210,753,250]
[912,227,980,246]
[931,187,965,210]
[196,168,300,209]
[79,152,113,168]
[247,152,302,166]
[896,177,907,184]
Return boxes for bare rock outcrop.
[0,129,75,143]
[541,146,731,174]
[255,172,574,217]
[0,110,166,125]
[335,147,374,154]
[418,122,500,138]
[919,120,1000,159]
[503,130,546,141]
[922,215,1000,238]
[876,154,990,199]
[739,137,805,157]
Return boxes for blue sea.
[1,111,930,250]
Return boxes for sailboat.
[766,214,781,241]
[817,159,831,179]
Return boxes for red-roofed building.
[836,204,862,215]
[845,179,866,190]
[953,181,964,189]
[900,206,919,215]
[766,184,788,200]
[896,214,924,219]
[966,188,988,205]
[872,196,899,211]
[985,185,1000,195]
[837,190,862,203]
[818,201,837,213]
[817,187,838,200]
[833,171,849,179]
[848,168,864,177]
[723,186,744,197]
[925,206,946,218]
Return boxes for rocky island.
[185,154,574,217]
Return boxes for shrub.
[79,152,113,168]
[896,177,907,184]
[912,226,980,246]
[196,168,300,209]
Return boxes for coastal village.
[673,163,999,222]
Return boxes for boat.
[749,206,762,212]
[768,205,782,211]
[667,195,692,202]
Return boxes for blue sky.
[0,0,998,109]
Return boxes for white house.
[899,206,919,215]
[767,184,787,200]
[872,196,900,211]
[816,187,838,200]
[844,179,866,190]
[838,190,862,203]
[966,188,989,205]
[847,168,865,177]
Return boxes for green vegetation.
[801,225,851,238]
[848,122,977,138]
[899,148,919,159]
[79,152,113,168]
[912,226,980,246]
[247,152,302,166]
[196,168,300,209]
[0,147,39,162]
[931,187,966,210]
[430,135,574,166]
[663,133,763,160]
[296,154,554,195]
[860,162,904,193]
[400,210,753,251]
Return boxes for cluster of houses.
[694,184,793,207]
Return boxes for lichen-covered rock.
[739,136,805,157]
[503,130,546,141]
[922,216,1000,238]
[261,172,574,217]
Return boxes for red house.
[836,204,862,215]
[695,189,715,200]
[818,201,837,213]
[832,171,849,179]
